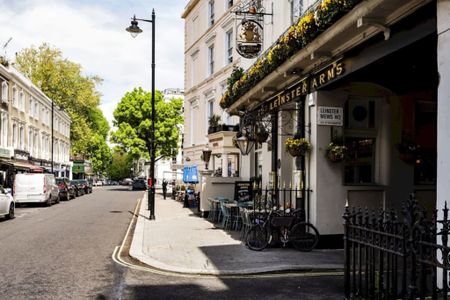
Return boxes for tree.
[86,133,111,173]
[14,43,110,166]
[111,87,183,161]
[107,149,133,181]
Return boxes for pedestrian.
[162,179,168,199]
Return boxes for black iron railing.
[251,186,310,221]
[343,194,450,299]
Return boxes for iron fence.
[251,186,310,221]
[343,194,450,299]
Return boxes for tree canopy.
[106,149,133,181]
[14,43,111,173]
[111,87,183,160]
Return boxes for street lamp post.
[51,100,54,174]
[126,10,156,220]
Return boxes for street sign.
[317,106,343,126]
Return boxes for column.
[222,152,228,177]
[437,0,450,287]
[437,0,450,216]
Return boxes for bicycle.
[245,208,319,252]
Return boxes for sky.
[0,0,185,126]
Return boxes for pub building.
[223,0,441,248]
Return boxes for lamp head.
[236,135,255,156]
[126,15,143,38]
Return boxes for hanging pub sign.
[236,19,263,59]
[233,0,271,59]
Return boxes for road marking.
[112,194,344,279]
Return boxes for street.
[0,185,139,299]
[0,186,343,300]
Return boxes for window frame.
[208,44,215,76]
[225,29,233,64]
[208,0,215,27]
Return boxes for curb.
[128,193,344,276]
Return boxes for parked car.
[0,185,14,220]
[56,177,75,200]
[93,180,103,186]
[78,179,92,194]
[14,173,59,206]
[132,179,147,190]
[70,180,84,197]
[121,178,133,186]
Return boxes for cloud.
[0,0,185,126]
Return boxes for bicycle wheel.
[289,222,319,252]
[246,224,270,251]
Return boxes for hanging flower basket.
[285,138,312,157]
[326,143,347,163]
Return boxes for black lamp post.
[126,10,156,220]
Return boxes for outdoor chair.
[240,209,252,240]
[219,201,232,230]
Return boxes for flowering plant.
[326,142,347,162]
[219,0,362,110]
[285,138,312,157]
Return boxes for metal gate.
[343,195,449,299]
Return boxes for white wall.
[437,0,450,216]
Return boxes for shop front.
[223,0,437,247]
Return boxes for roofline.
[182,0,200,19]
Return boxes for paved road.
[0,185,142,299]
[0,186,343,300]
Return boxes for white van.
[14,174,60,206]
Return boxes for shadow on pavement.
[121,276,344,300]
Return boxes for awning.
[13,161,44,173]
[183,165,199,184]
[0,159,44,172]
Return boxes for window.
[19,126,24,150]
[208,45,214,76]
[29,129,33,154]
[207,100,214,120]
[225,30,233,64]
[18,91,24,111]
[226,0,233,9]
[29,98,34,116]
[1,81,8,102]
[1,112,8,147]
[208,0,215,26]
[12,123,17,148]
[343,137,376,184]
[12,86,17,107]
[291,0,304,24]
[34,132,38,158]
[34,102,39,119]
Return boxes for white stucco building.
[0,62,72,187]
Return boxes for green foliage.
[326,142,347,163]
[285,137,312,156]
[107,149,133,181]
[86,133,111,173]
[111,87,183,160]
[14,43,110,165]
[219,0,362,109]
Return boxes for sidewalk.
[129,193,344,275]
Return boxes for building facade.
[219,0,442,247]
[182,0,245,178]
[0,63,71,187]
